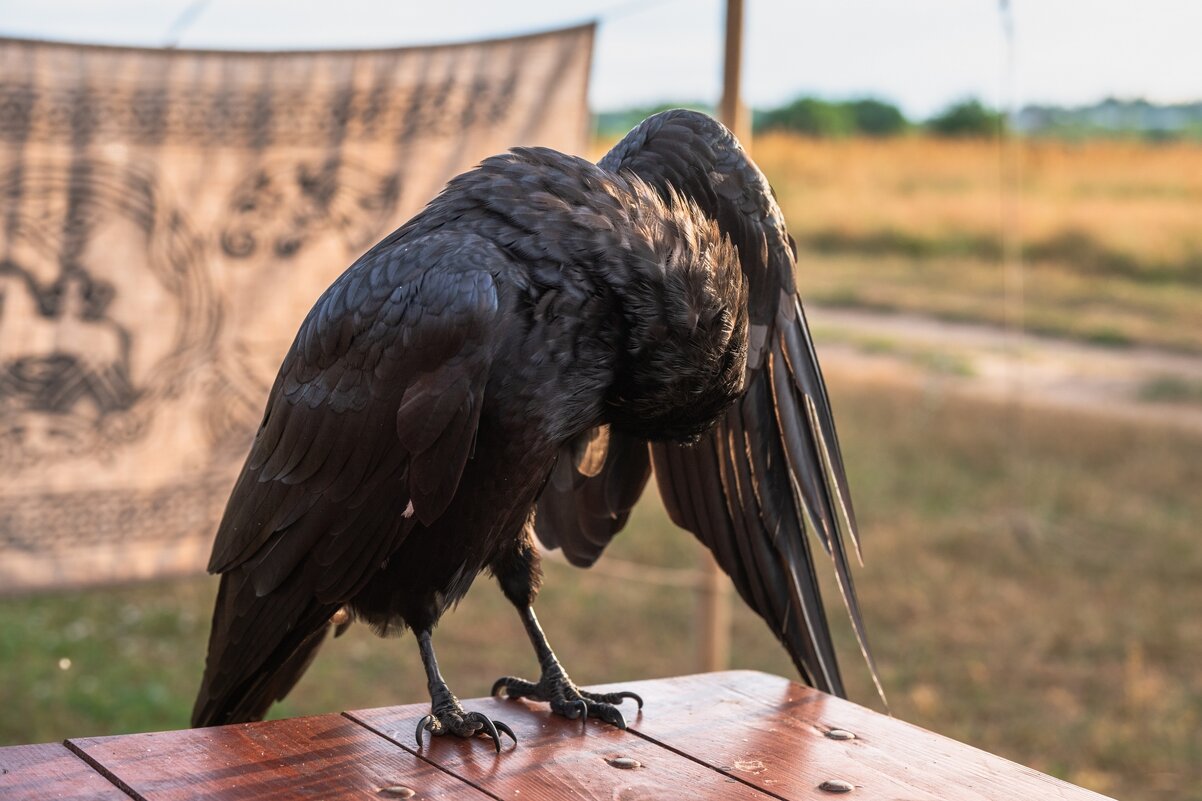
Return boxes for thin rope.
[541,547,707,589]
[998,0,1030,542]
[162,0,212,48]
[595,0,692,23]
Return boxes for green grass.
[3,378,1201,801]
[798,250,1202,354]
[1139,375,1202,406]
[798,226,1202,286]
[813,327,977,377]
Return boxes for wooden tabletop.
[2,670,1113,800]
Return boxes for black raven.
[192,110,878,749]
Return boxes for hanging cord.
[998,0,1030,542]
[162,0,211,48]
[541,547,707,589]
[594,0,692,23]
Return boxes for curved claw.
[493,720,518,747]
[414,714,435,749]
[582,689,645,711]
[492,675,538,702]
[586,701,627,730]
[616,691,644,710]
[471,714,504,753]
[571,698,589,725]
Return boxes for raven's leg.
[490,534,643,728]
[413,628,516,751]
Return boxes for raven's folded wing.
[535,110,883,702]
[194,234,502,726]
[535,426,651,568]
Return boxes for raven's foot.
[491,665,643,729]
[414,702,516,753]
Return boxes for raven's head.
[606,191,749,443]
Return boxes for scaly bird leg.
[414,629,516,752]
[492,607,643,729]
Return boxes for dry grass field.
[755,134,1202,351]
[4,134,1201,801]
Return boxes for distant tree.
[927,99,1005,138]
[847,98,908,136]
[757,97,854,137]
[595,102,712,138]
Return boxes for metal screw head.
[606,756,642,769]
[825,728,856,741]
[378,786,416,798]
[818,779,855,793]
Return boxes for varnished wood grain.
[0,742,127,800]
[8,673,1116,800]
[70,713,490,801]
[592,671,1116,801]
[348,695,774,801]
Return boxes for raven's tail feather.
[191,571,336,728]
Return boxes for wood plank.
[5,673,1115,801]
[589,670,1115,801]
[0,742,128,801]
[69,713,490,801]
[348,695,775,801]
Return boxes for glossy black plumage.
[193,109,878,735]
[538,111,883,701]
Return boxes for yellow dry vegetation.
[739,133,1202,351]
[754,133,1202,271]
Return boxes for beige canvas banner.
[0,25,595,594]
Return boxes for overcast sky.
[2,0,1199,117]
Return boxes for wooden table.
[1,670,1113,800]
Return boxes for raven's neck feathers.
[600,110,798,370]
[404,146,749,443]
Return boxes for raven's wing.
[535,110,882,702]
[534,426,651,567]
[193,233,502,726]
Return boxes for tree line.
[598,96,1202,140]
[596,98,1003,139]
[754,97,1001,138]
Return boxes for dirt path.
[807,306,1202,433]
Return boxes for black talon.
[582,689,644,711]
[491,670,642,732]
[494,721,517,746]
[473,714,503,752]
[415,714,435,749]
[493,676,538,702]
[414,632,512,752]
[493,609,641,733]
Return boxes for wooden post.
[697,0,745,674]
[719,0,748,140]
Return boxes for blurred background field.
[759,133,1202,352]
[4,128,1202,801]
[5,377,1201,801]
